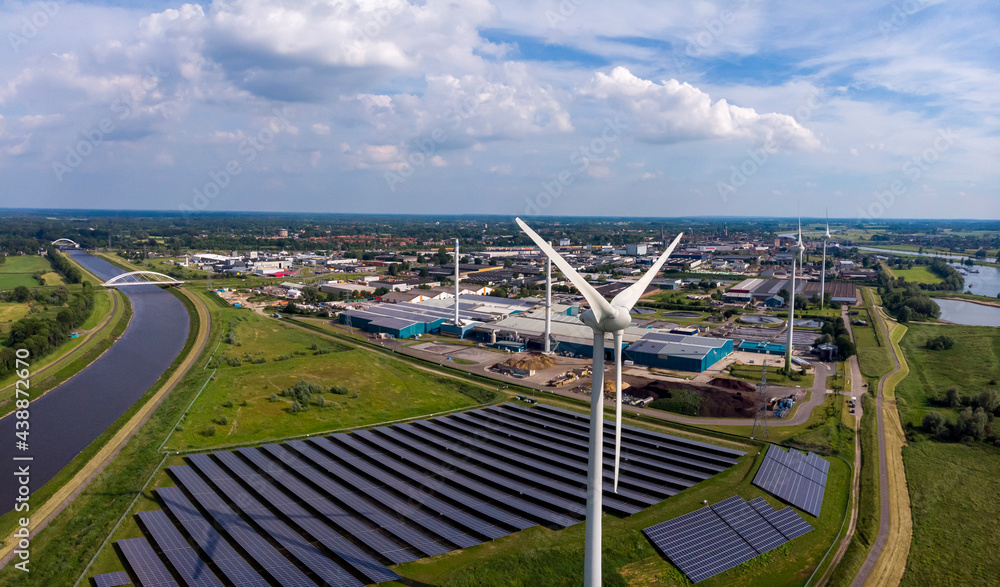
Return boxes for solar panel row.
[752,445,827,517]
[643,496,814,583]
[98,403,744,587]
[137,510,224,587]
[93,571,132,587]
[187,453,363,587]
[117,537,180,587]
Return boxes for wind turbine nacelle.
[580,306,632,334]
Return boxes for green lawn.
[727,364,815,388]
[0,302,30,332]
[165,308,492,451]
[901,442,1000,586]
[0,255,53,288]
[887,265,944,285]
[895,323,1000,428]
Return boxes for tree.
[300,286,320,305]
[11,286,31,303]
[976,388,1000,414]
[922,411,946,437]
[945,387,962,408]
[955,407,988,441]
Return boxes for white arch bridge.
[102,271,185,288]
[51,238,80,248]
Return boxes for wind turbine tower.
[785,218,805,372]
[821,211,831,311]
[516,218,682,587]
[544,243,552,353]
[454,238,460,326]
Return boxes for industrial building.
[727,278,857,304]
[338,295,533,339]
[623,332,733,372]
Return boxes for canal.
[0,251,190,514]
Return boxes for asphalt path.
[851,305,901,587]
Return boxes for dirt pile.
[503,352,556,371]
[709,378,756,392]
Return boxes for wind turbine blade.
[825,208,831,238]
[611,232,683,310]
[613,331,623,493]
[515,217,614,320]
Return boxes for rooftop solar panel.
[752,446,827,517]
[137,510,224,587]
[117,537,180,587]
[93,571,132,587]
[155,487,270,587]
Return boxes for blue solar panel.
[710,496,786,555]
[357,427,577,528]
[643,505,758,583]
[644,496,813,583]
[168,466,317,587]
[117,537,180,587]
[155,487,270,587]
[137,510,224,587]
[752,445,826,516]
[93,571,132,587]
[315,434,511,540]
[215,449,401,585]
[187,454,362,587]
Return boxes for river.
[0,251,190,514]
[856,245,997,264]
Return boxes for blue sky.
[0,0,996,219]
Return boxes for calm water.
[0,251,190,512]
[857,245,997,263]
[950,263,1000,298]
[936,298,1000,327]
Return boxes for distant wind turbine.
[821,210,831,311]
[516,217,682,587]
[786,216,805,371]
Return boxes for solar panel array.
[752,445,829,517]
[92,571,132,587]
[643,496,814,583]
[97,404,744,586]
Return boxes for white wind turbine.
[785,216,805,372]
[515,217,683,587]
[820,210,831,311]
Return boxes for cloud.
[581,67,820,150]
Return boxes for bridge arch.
[51,238,80,248]
[102,271,184,287]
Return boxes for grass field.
[901,441,1000,586]
[854,293,895,381]
[884,265,944,285]
[895,322,1000,428]
[0,255,54,288]
[165,308,492,451]
[727,364,815,388]
[0,302,30,332]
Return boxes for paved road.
[851,304,902,587]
